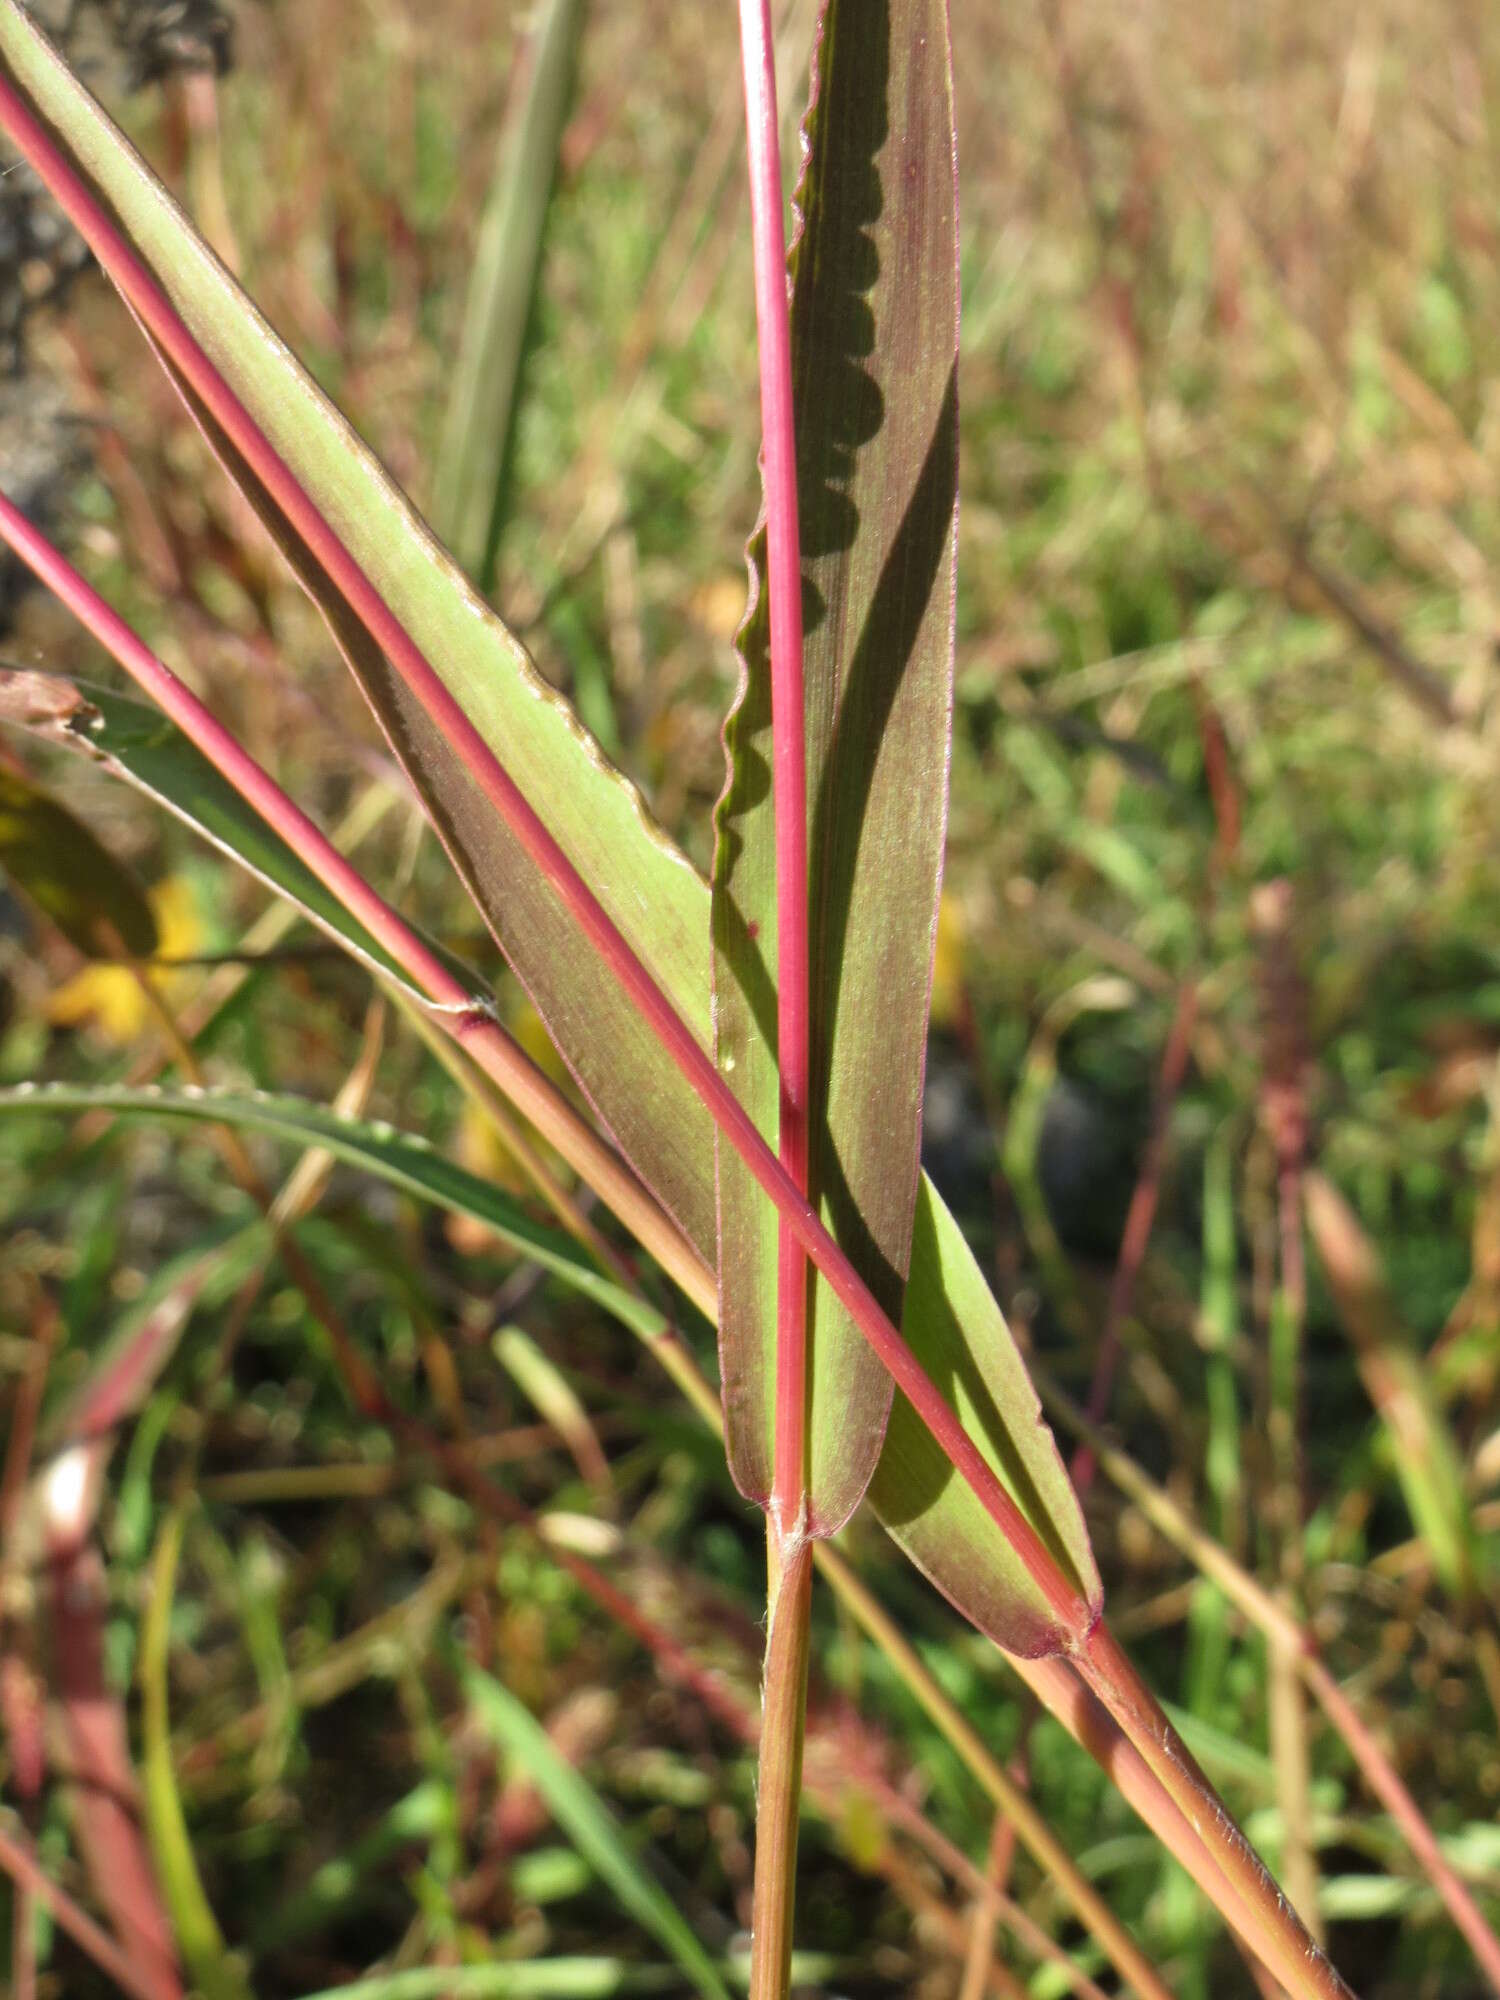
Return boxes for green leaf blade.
[0,666,470,1000]
[713,0,958,1532]
[871,1182,1102,1655]
[433,0,583,586]
[0,762,156,958]
[0,0,716,1257]
[0,1082,667,1346]
[461,1664,733,2000]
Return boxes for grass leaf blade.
[140,1508,255,2000]
[460,1663,733,2000]
[0,1082,669,1346]
[433,0,583,586]
[713,0,959,1531]
[0,666,475,1004]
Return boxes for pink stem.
[0,1819,166,2000]
[0,76,1091,1642]
[0,508,1088,1651]
[0,492,471,1021]
[737,0,810,1536]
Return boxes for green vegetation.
[1,3,1499,1997]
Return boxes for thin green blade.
[713,0,957,1531]
[461,1663,732,2000]
[140,1507,256,2000]
[433,0,583,587]
[1306,1169,1483,1599]
[0,1081,667,1345]
[0,761,156,958]
[0,664,478,1005]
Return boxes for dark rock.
[1035,1074,1143,1263]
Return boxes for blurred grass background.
[3,0,1500,1995]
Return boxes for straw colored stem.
[1042,1364,1500,1993]
[1075,1623,1353,2000]
[747,1535,813,2000]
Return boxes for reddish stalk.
[738,0,810,1548]
[0,1819,166,2000]
[46,1539,182,2000]
[736,10,811,1993]
[0,71,1358,1998]
[0,489,1087,1645]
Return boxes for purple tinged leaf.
[714,0,958,1532]
[0,762,157,959]
[0,2,717,1257]
[0,0,1100,1656]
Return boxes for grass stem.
[748,1535,813,2000]
[1075,1622,1355,2000]
[736,0,810,1542]
[737,2,811,1986]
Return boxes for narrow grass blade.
[0,762,156,958]
[140,1507,255,2000]
[1305,1169,1482,1598]
[295,1966,675,2000]
[0,3,1097,1659]
[494,1323,611,1496]
[0,1082,668,1346]
[250,1780,449,1952]
[0,665,477,1006]
[714,0,956,1533]
[433,0,583,586]
[0,0,716,1251]
[41,1228,265,1451]
[460,1663,733,2000]
[870,1182,1101,1653]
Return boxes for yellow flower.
[47,874,207,1045]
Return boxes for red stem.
[737,0,810,1535]
[0,1820,166,2000]
[0,495,468,1020]
[0,77,1091,1642]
